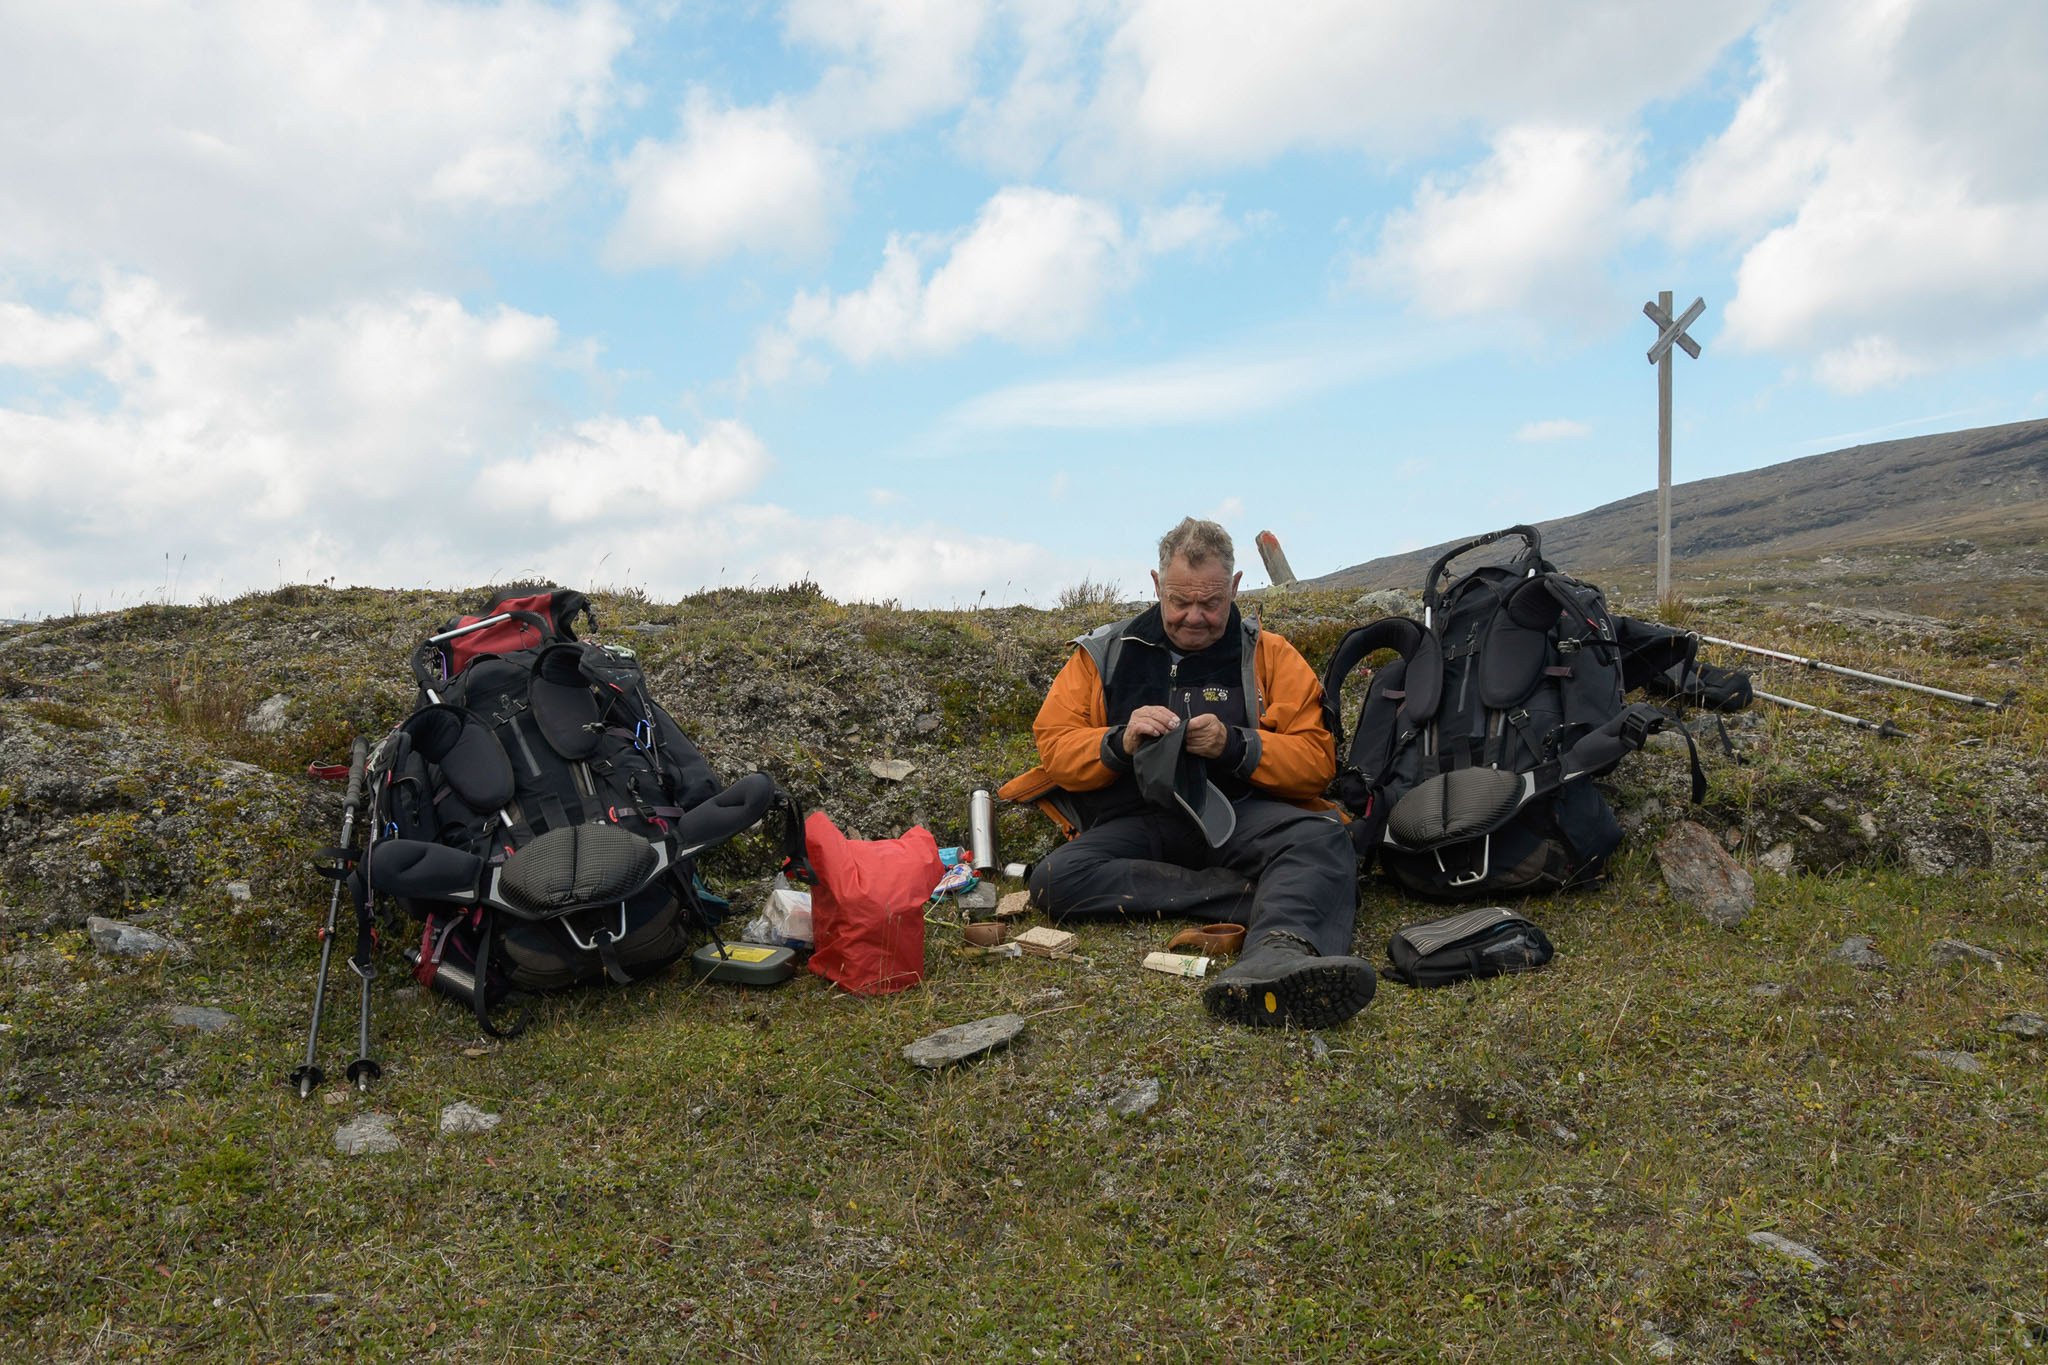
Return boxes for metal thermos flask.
[401,946,477,1005]
[969,789,996,872]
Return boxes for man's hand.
[1182,713,1228,759]
[1122,704,1182,755]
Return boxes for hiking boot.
[1202,931,1376,1029]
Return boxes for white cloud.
[0,278,563,527]
[1361,126,1641,324]
[475,417,771,522]
[1068,1,1765,179]
[866,488,902,506]
[0,275,1076,616]
[606,93,837,270]
[0,1,632,319]
[787,0,992,136]
[758,187,1232,377]
[1516,418,1591,442]
[0,302,103,369]
[1669,0,2048,388]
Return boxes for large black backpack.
[348,587,808,1035]
[1320,527,1704,900]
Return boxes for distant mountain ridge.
[1300,418,2048,593]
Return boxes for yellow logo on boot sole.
[1264,992,1278,1013]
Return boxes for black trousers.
[1028,798,1358,957]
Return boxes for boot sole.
[1202,956,1378,1030]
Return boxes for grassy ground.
[2,584,2045,1362]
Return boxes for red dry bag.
[804,812,940,996]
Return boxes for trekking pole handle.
[343,736,369,815]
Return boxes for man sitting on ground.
[1000,518,1376,1028]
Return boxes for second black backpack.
[1321,526,1704,900]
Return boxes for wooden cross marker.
[1642,292,1705,601]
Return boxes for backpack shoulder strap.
[1319,616,1424,750]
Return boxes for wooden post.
[1656,289,1673,602]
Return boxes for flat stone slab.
[1909,1048,1984,1075]
[903,1013,1026,1069]
[439,1102,502,1136]
[995,890,1033,919]
[867,758,915,782]
[1831,935,1886,969]
[1747,1230,1829,1271]
[1996,1011,2046,1040]
[86,916,184,958]
[1655,821,1754,928]
[1928,938,2000,968]
[334,1112,402,1155]
[1107,1078,1160,1119]
[955,883,999,916]
[168,1006,237,1033]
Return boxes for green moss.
[22,701,101,730]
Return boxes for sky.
[3,0,2045,618]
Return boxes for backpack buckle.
[1621,708,1657,749]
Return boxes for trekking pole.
[1752,687,1907,738]
[1699,634,2013,711]
[292,736,370,1099]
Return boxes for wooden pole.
[1656,289,1673,602]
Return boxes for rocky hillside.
[0,583,2040,952]
[1303,417,2048,600]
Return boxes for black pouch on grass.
[1385,906,1553,987]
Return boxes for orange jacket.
[999,611,1336,837]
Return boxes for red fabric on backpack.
[446,594,556,678]
[804,812,939,995]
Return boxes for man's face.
[1151,555,1240,652]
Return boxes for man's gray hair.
[1157,517,1235,574]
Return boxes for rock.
[955,882,999,917]
[439,1102,502,1136]
[867,758,915,783]
[86,916,183,958]
[334,1112,402,1155]
[168,1006,237,1033]
[1928,938,2000,968]
[1996,1011,2046,1040]
[1639,1323,1680,1359]
[1759,842,1795,875]
[1750,983,1786,1000]
[903,1013,1026,1069]
[1857,811,1880,841]
[1746,1230,1829,1271]
[1655,821,1755,927]
[1309,1032,1332,1065]
[995,890,1033,919]
[223,881,252,902]
[1831,935,1886,969]
[915,712,941,735]
[247,694,291,734]
[1908,1048,1984,1075]
[1107,1078,1161,1119]
[1352,589,1417,618]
